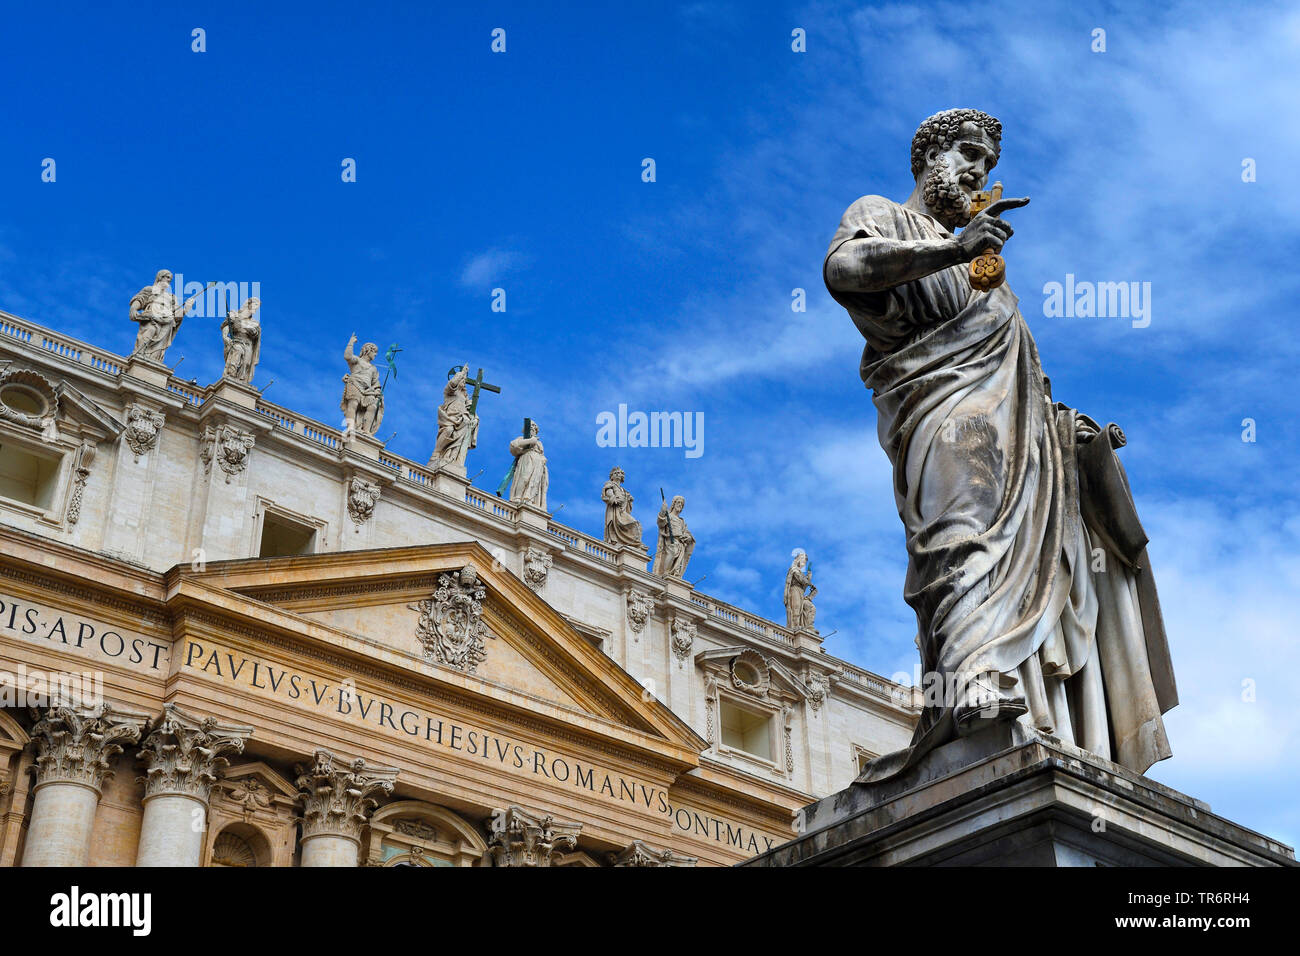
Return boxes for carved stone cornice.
[487,806,581,867]
[610,840,698,867]
[137,703,253,803]
[415,565,488,673]
[294,749,397,841]
[29,704,145,793]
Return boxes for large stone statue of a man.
[825,108,1176,778]
[221,297,262,383]
[340,333,384,436]
[129,269,195,361]
[601,467,643,548]
[652,495,694,579]
[431,364,478,468]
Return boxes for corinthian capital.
[610,839,698,867]
[487,806,582,867]
[294,750,398,841]
[29,704,146,793]
[137,703,253,803]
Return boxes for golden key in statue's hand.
[963,182,1030,292]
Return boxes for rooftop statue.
[824,108,1176,778]
[340,333,384,436]
[221,297,262,383]
[601,466,644,549]
[128,269,205,362]
[652,493,694,579]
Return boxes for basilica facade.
[0,301,915,867]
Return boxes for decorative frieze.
[29,704,145,793]
[522,546,552,593]
[610,840,698,867]
[294,750,397,841]
[347,477,381,529]
[137,703,252,803]
[487,806,581,867]
[415,565,488,673]
[200,423,255,483]
[123,404,165,461]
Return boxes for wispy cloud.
[459,248,528,289]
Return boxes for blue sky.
[3,1,1298,846]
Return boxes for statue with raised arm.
[784,551,817,633]
[221,297,262,383]
[825,108,1176,779]
[129,269,199,361]
[652,494,694,579]
[340,333,384,435]
[601,467,643,548]
[431,364,478,468]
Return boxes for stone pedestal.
[514,501,551,532]
[744,721,1296,867]
[294,750,398,867]
[135,704,252,867]
[22,705,145,867]
[119,355,171,389]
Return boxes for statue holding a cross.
[431,364,500,470]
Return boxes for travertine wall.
[0,310,916,803]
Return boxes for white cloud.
[459,248,527,289]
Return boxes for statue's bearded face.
[920,122,998,230]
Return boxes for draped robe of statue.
[221,306,261,382]
[433,369,478,467]
[129,283,183,361]
[826,195,1177,778]
[784,560,816,632]
[508,435,548,509]
[652,504,694,578]
[602,479,643,548]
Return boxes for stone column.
[486,806,582,867]
[22,705,145,867]
[135,703,253,867]
[294,750,397,867]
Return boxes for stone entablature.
[0,308,917,800]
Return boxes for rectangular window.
[259,511,317,557]
[0,441,61,511]
[720,701,772,762]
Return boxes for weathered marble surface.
[783,551,817,632]
[824,108,1176,780]
[221,297,261,382]
[652,495,693,578]
[340,334,384,435]
[601,467,643,548]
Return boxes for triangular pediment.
[174,541,706,761]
